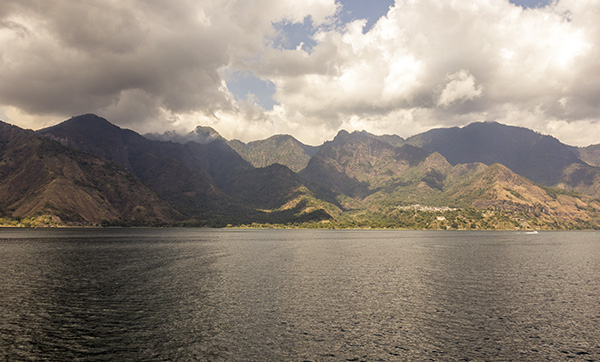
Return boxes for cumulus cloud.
[0,0,337,131]
[250,0,600,145]
[437,70,484,107]
[1,0,599,146]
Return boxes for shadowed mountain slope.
[147,126,320,173]
[0,121,178,225]
[39,114,337,224]
[146,126,320,173]
[407,122,584,186]
[39,115,248,222]
[407,122,600,199]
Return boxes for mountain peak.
[63,114,116,129]
[145,125,223,144]
[251,134,296,147]
[331,129,384,145]
[190,126,223,144]
[228,134,318,172]
[334,129,351,141]
[38,114,137,140]
[423,152,451,169]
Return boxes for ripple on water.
[0,229,599,361]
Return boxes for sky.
[0,0,599,146]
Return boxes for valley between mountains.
[1,114,599,229]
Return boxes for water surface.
[1,229,599,361]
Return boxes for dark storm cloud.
[0,0,339,134]
[0,0,247,124]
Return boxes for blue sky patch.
[338,0,394,33]
[272,17,318,52]
[510,0,553,9]
[272,0,395,52]
[226,71,278,110]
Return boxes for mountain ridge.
[2,114,599,229]
[406,121,600,199]
[298,128,600,229]
[37,114,337,226]
[406,122,584,185]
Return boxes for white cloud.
[248,0,600,145]
[0,0,338,131]
[437,70,484,107]
[1,0,599,146]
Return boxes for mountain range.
[1,114,599,229]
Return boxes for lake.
[0,229,599,361]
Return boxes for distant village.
[396,204,457,212]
